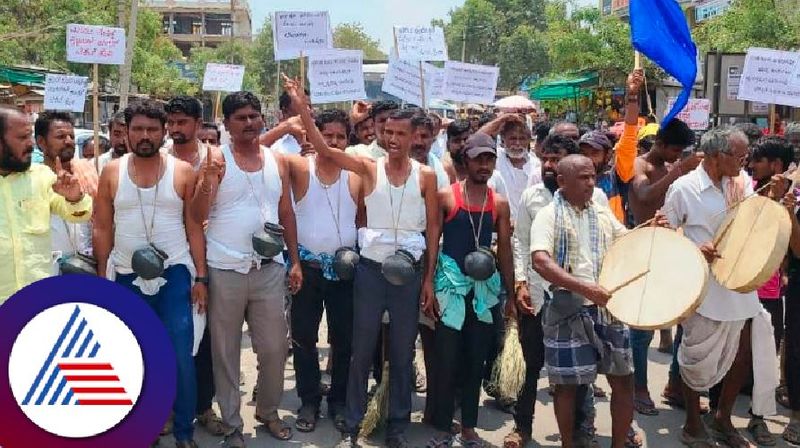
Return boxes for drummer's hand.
[782,190,797,214]
[583,283,612,307]
[515,282,535,316]
[769,174,790,200]
[651,211,671,228]
[699,241,721,263]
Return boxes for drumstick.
[608,269,650,295]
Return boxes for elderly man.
[663,127,778,448]
[0,108,92,302]
[531,154,641,448]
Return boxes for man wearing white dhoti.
[663,127,778,448]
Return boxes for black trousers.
[431,295,495,432]
[195,327,215,415]
[760,298,784,351]
[291,263,354,411]
[786,282,800,411]
[483,295,506,384]
[420,323,437,423]
[513,311,545,435]
[345,260,421,438]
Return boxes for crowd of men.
[0,67,798,448]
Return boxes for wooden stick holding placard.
[300,51,305,90]
[419,61,427,111]
[769,103,777,134]
[213,91,221,123]
[634,51,642,70]
[92,63,100,173]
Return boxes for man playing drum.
[531,154,645,448]
[662,127,777,448]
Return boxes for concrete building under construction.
[143,0,252,56]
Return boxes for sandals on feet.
[425,433,454,448]
[783,421,800,446]
[680,429,718,448]
[747,418,776,446]
[255,415,293,441]
[706,417,755,448]
[593,384,607,398]
[626,428,643,448]
[503,430,531,448]
[294,406,318,433]
[196,409,226,436]
[634,396,660,416]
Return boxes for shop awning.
[529,72,599,101]
[0,66,46,87]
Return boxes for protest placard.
[202,63,246,92]
[442,61,499,105]
[737,47,800,107]
[666,98,710,130]
[393,26,448,61]
[382,58,441,107]
[308,50,366,103]
[44,74,88,112]
[272,11,333,60]
[66,24,125,65]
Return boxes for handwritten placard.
[272,11,333,61]
[394,26,448,61]
[737,47,800,107]
[442,61,499,105]
[382,57,441,107]
[308,50,366,103]
[666,98,710,130]
[44,74,88,112]
[202,63,245,92]
[66,24,125,65]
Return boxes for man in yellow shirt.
[0,108,92,303]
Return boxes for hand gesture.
[287,262,303,295]
[420,281,439,321]
[200,145,223,192]
[281,73,308,112]
[285,116,307,141]
[351,100,371,124]
[627,69,644,97]
[192,282,208,314]
[299,140,315,157]
[52,156,83,202]
[678,151,704,174]
[515,283,534,316]
[583,283,612,307]
[699,241,721,264]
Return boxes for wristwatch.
[194,276,209,285]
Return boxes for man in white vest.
[284,76,439,448]
[190,91,302,447]
[93,99,207,448]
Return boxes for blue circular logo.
[0,276,177,448]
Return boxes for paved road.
[156,329,792,447]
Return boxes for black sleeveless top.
[442,183,496,275]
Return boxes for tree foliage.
[693,0,798,52]
[333,23,386,60]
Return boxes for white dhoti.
[678,310,778,416]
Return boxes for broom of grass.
[491,319,526,399]
[359,320,390,439]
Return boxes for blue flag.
[630,0,697,127]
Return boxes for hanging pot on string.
[59,253,98,276]
[333,246,360,281]
[132,243,168,280]
[253,222,285,258]
[381,249,416,286]
[464,246,497,281]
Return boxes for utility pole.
[118,0,139,109]
[461,26,467,62]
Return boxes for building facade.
[143,0,252,56]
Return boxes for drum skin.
[599,227,709,330]
[712,195,791,293]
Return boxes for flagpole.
[634,51,642,70]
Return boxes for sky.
[250,0,467,53]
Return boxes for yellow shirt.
[0,164,93,302]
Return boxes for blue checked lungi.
[542,295,632,385]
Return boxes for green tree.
[333,23,386,59]
[131,9,195,98]
[693,0,797,52]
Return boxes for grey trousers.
[344,260,422,438]
[208,262,288,432]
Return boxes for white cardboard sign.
[272,11,333,61]
[202,63,245,92]
[381,58,441,107]
[393,26,448,61]
[442,61,499,105]
[44,74,88,112]
[737,47,800,107]
[308,50,367,103]
[66,24,126,65]
[666,98,711,130]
